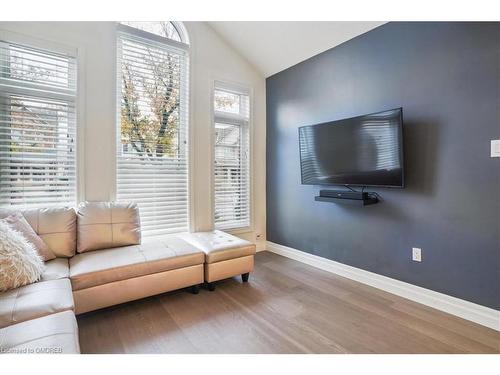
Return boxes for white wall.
[0,21,267,250]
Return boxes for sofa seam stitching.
[10,288,21,324]
[110,206,114,246]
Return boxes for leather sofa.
[0,202,256,354]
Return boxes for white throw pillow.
[0,220,45,292]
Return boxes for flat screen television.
[299,108,404,188]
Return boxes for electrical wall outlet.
[412,247,422,262]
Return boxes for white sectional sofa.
[0,202,256,354]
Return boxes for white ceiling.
[208,22,385,77]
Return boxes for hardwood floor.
[77,251,500,354]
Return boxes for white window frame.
[113,23,191,236]
[211,80,253,233]
[0,29,84,207]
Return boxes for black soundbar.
[319,189,368,200]
[315,189,379,206]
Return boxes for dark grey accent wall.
[266,22,500,310]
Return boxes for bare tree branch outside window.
[120,22,182,161]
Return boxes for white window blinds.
[213,82,250,230]
[0,40,77,208]
[116,27,189,237]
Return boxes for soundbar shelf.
[314,190,379,206]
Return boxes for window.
[119,22,185,43]
[213,82,250,230]
[0,40,77,208]
[116,22,189,236]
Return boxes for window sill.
[221,226,254,235]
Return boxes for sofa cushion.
[1,212,56,261]
[41,258,69,282]
[179,230,256,263]
[0,310,80,354]
[69,235,204,290]
[77,201,141,253]
[0,278,74,329]
[0,207,77,258]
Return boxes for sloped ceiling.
[208,21,386,77]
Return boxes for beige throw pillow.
[77,201,141,253]
[0,221,45,292]
[1,212,56,261]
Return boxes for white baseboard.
[256,240,267,252]
[266,241,500,331]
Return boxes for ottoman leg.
[189,284,200,294]
[206,282,216,291]
[242,273,250,283]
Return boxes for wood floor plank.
[77,251,500,354]
[77,306,126,354]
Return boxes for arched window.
[116,22,190,236]
[119,21,189,44]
